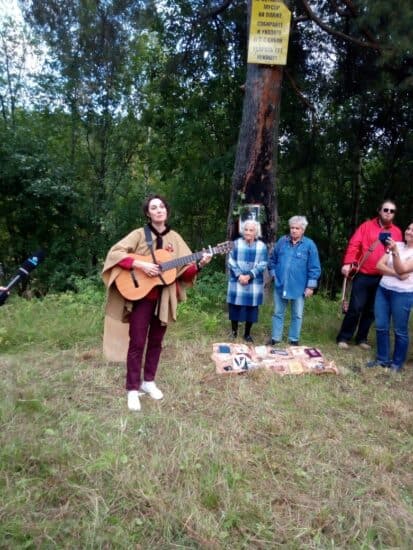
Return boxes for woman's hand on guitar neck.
[198,252,213,269]
[132,259,160,277]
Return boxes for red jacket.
[343,217,403,275]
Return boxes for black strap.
[144,224,168,286]
[144,225,155,259]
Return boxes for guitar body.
[114,240,232,301]
[115,251,177,301]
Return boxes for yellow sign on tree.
[248,0,291,65]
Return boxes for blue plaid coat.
[226,238,268,306]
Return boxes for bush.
[186,269,227,310]
[0,278,104,352]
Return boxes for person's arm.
[179,263,197,282]
[117,255,160,277]
[387,239,413,275]
[248,243,268,279]
[267,242,279,279]
[376,252,397,276]
[103,228,159,279]
[305,241,321,296]
[239,243,269,285]
[180,253,212,282]
[197,252,212,270]
[239,244,269,286]
[228,241,254,286]
[342,224,364,275]
[117,257,135,269]
[377,245,409,279]
[227,242,242,278]
[391,253,413,275]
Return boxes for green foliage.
[0,280,104,352]
[1,1,413,300]
[178,269,227,334]
[185,269,227,310]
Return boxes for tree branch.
[334,0,378,45]
[199,0,234,21]
[301,0,381,51]
[284,68,317,115]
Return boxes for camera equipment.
[379,232,391,245]
[0,251,45,306]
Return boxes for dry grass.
[0,292,412,548]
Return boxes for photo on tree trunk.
[239,204,264,237]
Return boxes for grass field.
[0,277,412,548]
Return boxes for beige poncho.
[102,227,193,362]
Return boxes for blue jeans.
[272,290,305,343]
[374,286,413,368]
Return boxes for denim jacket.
[268,235,321,300]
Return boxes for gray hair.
[241,219,259,237]
[289,215,308,231]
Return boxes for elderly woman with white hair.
[268,215,321,345]
[226,220,268,342]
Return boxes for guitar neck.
[160,248,213,272]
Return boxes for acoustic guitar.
[341,262,359,314]
[115,241,233,301]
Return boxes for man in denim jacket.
[268,216,321,345]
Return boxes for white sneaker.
[337,341,349,349]
[127,390,141,411]
[358,342,371,350]
[141,381,164,400]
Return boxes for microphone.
[0,250,45,306]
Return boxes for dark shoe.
[266,337,281,345]
[288,340,299,346]
[243,335,254,343]
[366,360,390,368]
[230,331,237,339]
[390,364,403,372]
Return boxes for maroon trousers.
[126,298,167,391]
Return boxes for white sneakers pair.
[127,381,164,411]
[337,341,371,350]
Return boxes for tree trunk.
[227,62,282,246]
[350,148,362,233]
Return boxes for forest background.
[1,3,413,546]
[0,0,412,296]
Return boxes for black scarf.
[147,223,171,250]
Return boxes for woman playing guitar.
[102,194,212,412]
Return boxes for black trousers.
[337,273,381,344]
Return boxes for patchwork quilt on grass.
[211,343,338,376]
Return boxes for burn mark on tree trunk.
[228,64,283,245]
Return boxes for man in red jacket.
[337,200,403,349]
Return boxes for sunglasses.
[382,208,396,213]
